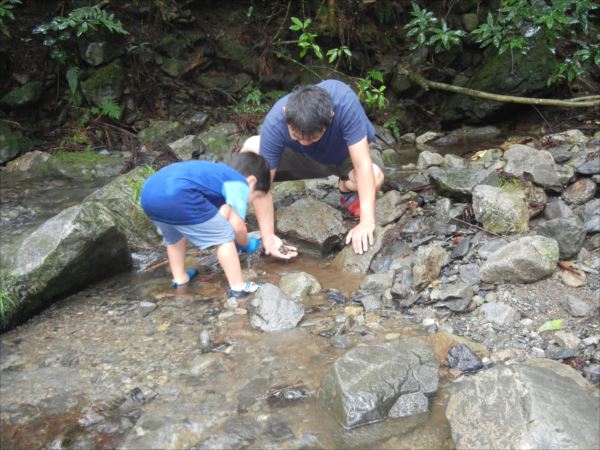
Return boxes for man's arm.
[345,137,376,255]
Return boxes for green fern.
[0,0,21,37]
[91,99,122,120]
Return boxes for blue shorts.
[152,213,235,249]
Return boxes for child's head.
[228,152,271,193]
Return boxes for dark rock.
[535,216,587,259]
[447,344,483,372]
[428,167,500,201]
[563,178,597,205]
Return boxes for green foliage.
[58,131,92,151]
[537,319,564,332]
[357,70,387,110]
[326,45,352,65]
[405,3,464,53]
[383,118,402,141]
[0,273,18,325]
[499,177,523,192]
[91,99,122,120]
[405,0,600,87]
[233,82,271,114]
[32,4,128,108]
[0,0,21,37]
[289,16,323,59]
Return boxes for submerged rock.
[319,338,438,429]
[248,283,304,332]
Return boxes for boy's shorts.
[274,147,384,182]
[152,213,235,249]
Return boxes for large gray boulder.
[2,202,131,330]
[446,360,600,450]
[504,145,562,191]
[472,185,529,234]
[480,236,559,284]
[277,198,347,256]
[319,338,438,429]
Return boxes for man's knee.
[373,163,384,190]
[241,135,260,154]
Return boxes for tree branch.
[407,70,600,108]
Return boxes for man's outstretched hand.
[345,220,375,255]
[263,235,298,259]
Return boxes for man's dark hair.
[228,152,271,192]
[284,84,333,136]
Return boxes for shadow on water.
[0,254,454,449]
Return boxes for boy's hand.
[237,237,262,254]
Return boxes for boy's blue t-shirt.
[259,79,376,169]
[140,161,249,225]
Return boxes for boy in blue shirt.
[241,79,385,257]
[140,152,270,297]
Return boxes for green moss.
[0,273,18,327]
[53,149,110,165]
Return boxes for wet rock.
[432,126,501,146]
[480,302,520,326]
[196,123,239,162]
[167,134,206,160]
[138,120,184,147]
[472,185,529,234]
[384,170,430,192]
[333,225,388,273]
[352,291,382,313]
[563,178,597,205]
[44,150,126,181]
[446,360,600,450]
[326,289,346,304]
[248,284,304,332]
[138,301,157,316]
[85,166,161,253]
[428,167,500,201]
[579,198,600,233]
[81,60,125,108]
[0,122,29,164]
[480,236,559,284]
[563,295,593,317]
[4,150,49,172]
[447,344,483,372]
[360,272,394,291]
[3,202,131,330]
[388,392,429,418]
[417,151,444,169]
[535,216,586,259]
[416,131,444,145]
[278,271,321,300]
[543,197,575,219]
[0,80,42,107]
[277,198,347,256]
[412,242,449,288]
[375,190,409,226]
[504,145,562,191]
[319,338,438,429]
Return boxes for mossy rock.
[0,122,29,164]
[0,81,43,107]
[137,120,185,147]
[81,59,125,107]
[43,150,126,181]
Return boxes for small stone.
[447,344,483,372]
[225,297,239,308]
[563,295,592,317]
[559,270,587,287]
[138,301,157,316]
[584,364,600,384]
[344,305,364,317]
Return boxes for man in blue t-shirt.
[140,153,270,297]
[241,79,384,257]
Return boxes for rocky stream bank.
[0,118,599,448]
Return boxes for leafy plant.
[130,165,155,206]
[0,273,18,325]
[383,118,402,141]
[404,3,438,51]
[326,45,352,64]
[357,70,387,110]
[0,0,21,37]
[32,4,128,107]
[234,82,270,114]
[289,16,323,59]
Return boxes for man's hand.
[263,234,298,259]
[345,220,375,255]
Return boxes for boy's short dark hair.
[284,84,334,136]
[228,152,271,192]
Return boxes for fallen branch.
[407,70,600,108]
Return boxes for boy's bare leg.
[216,241,244,291]
[167,237,189,284]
